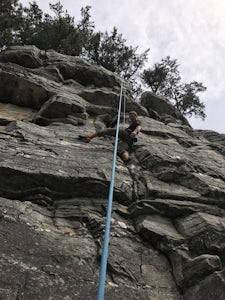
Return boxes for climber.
[80,111,142,162]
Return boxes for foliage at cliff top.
[0,0,206,119]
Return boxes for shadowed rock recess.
[0,45,225,300]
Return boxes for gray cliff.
[0,45,225,300]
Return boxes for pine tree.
[0,0,24,50]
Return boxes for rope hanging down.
[123,87,126,126]
[97,82,124,300]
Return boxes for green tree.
[20,1,83,55]
[141,56,206,119]
[83,26,149,94]
[0,0,24,50]
[76,5,95,54]
[86,27,149,80]
[19,1,43,45]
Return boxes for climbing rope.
[97,81,124,300]
[123,87,126,126]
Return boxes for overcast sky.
[20,0,225,134]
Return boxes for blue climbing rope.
[97,81,124,300]
[123,87,126,126]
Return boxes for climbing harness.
[97,81,124,300]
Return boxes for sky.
[20,0,225,134]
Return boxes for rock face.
[0,45,225,299]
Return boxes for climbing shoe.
[78,135,91,143]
